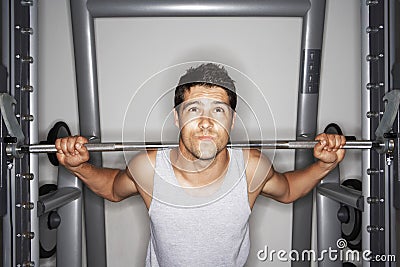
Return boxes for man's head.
[174,63,237,111]
[173,63,237,161]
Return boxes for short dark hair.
[174,63,237,111]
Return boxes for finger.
[67,136,77,155]
[75,141,88,155]
[76,136,88,145]
[55,138,62,153]
[330,134,345,151]
[55,138,66,163]
[334,135,343,150]
[60,138,71,156]
[315,133,329,152]
[326,134,336,152]
[329,134,341,151]
[314,138,327,155]
[340,135,346,148]
[315,133,327,142]
[74,136,88,155]
[337,136,347,159]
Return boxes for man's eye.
[188,107,198,112]
[215,107,224,113]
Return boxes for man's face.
[174,85,235,160]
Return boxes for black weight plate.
[46,121,71,166]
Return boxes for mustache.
[194,131,218,137]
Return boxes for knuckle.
[77,136,88,144]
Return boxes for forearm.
[261,133,345,203]
[68,163,123,201]
[283,160,337,202]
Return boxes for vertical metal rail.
[361,0,391,266]
[0,2,9,266]
[14,1,31,266]
[389,0,399,263]
[28,0,39,264]
[69,0,107,266]
[1,1,12,266]
[1,1,38,266]
[0,1,10,266]
[384,1,395,265]
[291,1,326,266]
[370,1,387,265]
[361,1,372,266]
[392,0,400,263]
[11,0,37,266]
[9,2,17,265]
[0,65,7,267]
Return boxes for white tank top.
[146,148,251,267]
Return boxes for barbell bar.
[15,139,384,154]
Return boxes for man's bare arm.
[56,136,138,202]
[261,161,337,203]
[259,133,346,203]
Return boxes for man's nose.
[198,116,214,130]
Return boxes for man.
[56,63,346,266]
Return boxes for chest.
[149,188,251,248]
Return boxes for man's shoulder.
[130,150,157,164]
[241,148,263,162]
[241,148,272,180]
[127,150,157,179]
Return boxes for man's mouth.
[197,135,214,141]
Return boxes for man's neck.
[170,146,230,188]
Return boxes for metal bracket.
[0,93,25,158]
[374,89,400,154]
[37,187,81,217]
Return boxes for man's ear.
[174,109,179,128]
[231,111,236,130]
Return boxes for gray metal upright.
[56,167,82,267]
[69,0,107,266]
[316,157,342,266]
[291,0,326,266]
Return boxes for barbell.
[13,139,386,154]
[3,119,393,158]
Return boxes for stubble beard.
[180,134,226,161]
